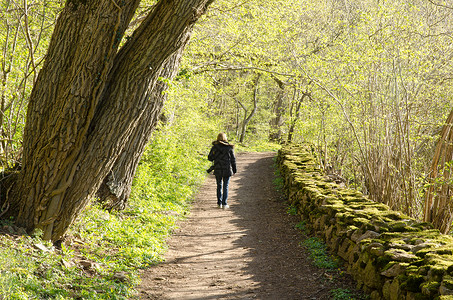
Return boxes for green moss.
[412,222,434,231]
[324,202,348,213]
[401,274,424,292]
[340,196,362,204]
[387,221,421,232]
[438,296,453,300]
[406,265,421,274]
[411,259,427,267]
[350,217,372,228]
[442,276,453,289]
[419,249,453,260]
[447,264,453,275]
[379,231,443,245]
[279,144,453,297]
[425,254,453,269]
[363,260,383,288]
[347,225,360,233]
[420,281,440,297]
[371,219,389,232]
[412,294,432,300]
[379,211,405,220]
[303,186,323,197]
[376,255,392,269]
[429,265,446,282]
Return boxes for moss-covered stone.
[405,292,430,300]
[441,276,453,290]
[420,281,440,297]
[370,290,383,300]
[369,244,385,258]
[418,265,430,276]
[384,249,418,263]
[382,279,392,299]
[388,221,416,232]
[401,274,424,292]
[362,260,383,289]
[406,265,421,275]
[440,278,453,295]
[428,265,447,282]
[389,277,402,300]
[278,145,453,300]
[338,238,355,261]
[375,255,393,270]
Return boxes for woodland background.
[1,0,453,298]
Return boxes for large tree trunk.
[96,50,183,211]
[8,0,213,241]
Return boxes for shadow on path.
[136,152,360,300]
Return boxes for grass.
[331,288,370,300]
[294,220,310,235]
[286,205,298,216]
[0,128,211,299]
[302,237,339,269]
[0,223,94,300]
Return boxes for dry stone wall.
[277,144,453,300]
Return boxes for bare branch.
[193,63,296,77]
[427,0,453,9]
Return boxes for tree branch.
[192,63,296,78]
[427,0,453,9]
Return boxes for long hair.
[217,132,228,142]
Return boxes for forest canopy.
[181,0,453,230]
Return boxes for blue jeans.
[215,175,230,206]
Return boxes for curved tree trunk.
[9,0,213,241]
[96,49,183,210]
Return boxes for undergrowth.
[302,237,339,269]
[0,123,215,299]
[330,288,367,300]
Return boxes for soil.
[136,152,365,300]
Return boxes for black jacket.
[208,141,237,177]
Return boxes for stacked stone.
[277,144,453,300]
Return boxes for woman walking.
[208,133,237,208]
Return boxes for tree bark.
[288,92,309,143]
[96,49,183,211]
[269,75,285,142]
[9,0,213,241]
[239,74,260,143]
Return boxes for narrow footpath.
[137,152,360,300]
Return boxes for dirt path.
[136,152,360,300]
